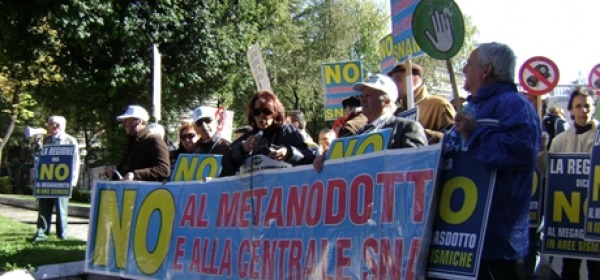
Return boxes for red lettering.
[407,170,433,222]
[377,172,405,223]
[304,239,317,276]
[380,238,403,279]
[189,238,202,272]
[238,239,250,278]
[277,240,290,279]
[180,195,197,227]
[306,181,324,226]
[325,178,347,225]
[239,190,252,228]
[261,240,277,280]
[249,240,261,279]
[405,238,421,280]
[173,236,186,271]
[350,174,373,224]
[286,184,308,226]
[217,192,239,228]
[195,194,208,227]
[362,237,379,278]
[289,240,303,279]
[252,188,269,225]
[220,239,232,276]
[264,187,284,227]
[335,239,352,279]
[200,238,218,274]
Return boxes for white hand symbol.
[425,10,454,52]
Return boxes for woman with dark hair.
[220,90,316,176]
[169,122,200,168]
[549,87,600,279]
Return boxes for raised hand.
[425,10,453,52]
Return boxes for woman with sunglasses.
[220,90,316,176]
[169,122,200,168]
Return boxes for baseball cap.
[116,105,149,122]
[387,62,424,77]
[352,74,398,103]
[192,106,217,123]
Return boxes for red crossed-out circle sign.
[588,64,600,92]
[519,56,560,95]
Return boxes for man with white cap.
[32,115,80,241]
[313,74,428,172]
[192,106,231,154]
[106,105,170,181]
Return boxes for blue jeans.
[36,197,69,238]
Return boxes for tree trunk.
[0,86,21,171]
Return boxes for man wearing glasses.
[192,106,231,155]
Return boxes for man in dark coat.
[106,105,170,181]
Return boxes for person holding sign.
[549,88,600,279]
[32,116,80,241]
[388,62,456,144]
[456,42,541,280]
[106,105,170,181]
[192,106,231,155]
[313,74,427,172]
[220,90,315,177]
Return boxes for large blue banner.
[34,144,76,198]
[585,129,600,240]
[427,132,495,280]
[543,153,600,258]
[85,146,442,279]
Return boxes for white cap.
[192,106,217,123]
[116,105,149,122]
[352,74,398,103]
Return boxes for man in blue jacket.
[455,42,541,280]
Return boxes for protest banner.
[389,0,424,63]
[543,153,600,258]
[585,129,600,240]
[325,128,391,160]
[34,144,76,197]
[530,167,543,227]
[85,145,442,279]
[170,154,223,182]
[427,131,495,280]
[320,60,362,121]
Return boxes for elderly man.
[106,105,170,181]
[33,116,80,241]
[313,74,427,172]
[388,62,456,144]
[455,42,541,280]
[192,106,231,154]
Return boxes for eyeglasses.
[252,108,273,116]
[180,133,197,140]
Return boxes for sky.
[383,0,600,85]
[455,0,599,85]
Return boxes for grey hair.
[379,94,398,112]
[476,42,516,82]
[48,116,66,129]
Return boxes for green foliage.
[71,189,91,203]
[0,0,478,164]
[0,176,13,194]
